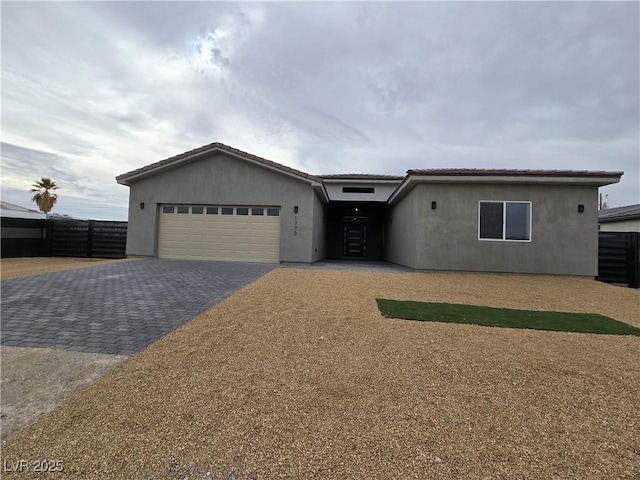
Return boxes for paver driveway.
[1,259,276,355]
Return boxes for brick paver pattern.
[1,259,276,356]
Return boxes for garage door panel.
[159,205,280,263]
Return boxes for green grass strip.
[376,299,640,336]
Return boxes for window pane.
[505,203,531,240]
[237,207,249,215]
[192,206,204,214]
[162,206,174,214]
[479,202,503,239]
[221,207,234,215]
[206,207,218,214]
[267,208,280,217]
[252,208,264,216]
[342,187,375,193]
[177,206,189,214]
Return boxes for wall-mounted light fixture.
[294,206,299,213]
[431,201,437,210]
[578,204,584,213]
[355,206,359,213]
[140,202,145,210]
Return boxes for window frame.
[478,200,532,242]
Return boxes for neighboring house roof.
[0,201,47,219]
[116,142,323,186]
[598,204,640,223]
[47,212,75,219]
[0,201,41,213]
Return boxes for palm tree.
[31,178,59,214]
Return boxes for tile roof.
[388,168,623,204]
[319,173,405,181]
[116,142,323,185]
[116,142,624,191]
[406,168,624,178]
[598,204,640,222]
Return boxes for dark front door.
[344,225,367,257]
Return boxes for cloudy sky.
[2,2,638,220]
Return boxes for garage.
[117,143,328,262]
[158,205,280,263]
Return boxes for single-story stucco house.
[598,204,640,233]
[116,142,623,276]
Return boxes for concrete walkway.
[1,259,276,355]
[279,259,414,272]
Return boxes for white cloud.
[1,1,638,220]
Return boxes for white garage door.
[158,205,280,263]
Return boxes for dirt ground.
[0,257,133,281]
[0,347,128,444]
[1,269,639,479]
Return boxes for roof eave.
[115,148,212,185]
[388,174,623,205]
[116,146,320,186]
[313,182,330,204]
[321,178,403,185]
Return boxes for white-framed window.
[478,201,531,242]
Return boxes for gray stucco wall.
[124,152,317,262]
[384,187,417,267]
[412,183,599,276]
[311,192,327,262]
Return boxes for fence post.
[87,220,94,258]
[629,232,640,289]
[47,219,54,256]
[43,219,52,256]
[38,219,46,256]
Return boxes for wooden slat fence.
[1,217,49,257]
[597,231,639,288]
[50,220,127,258]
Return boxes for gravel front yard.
[2,269,639,479]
